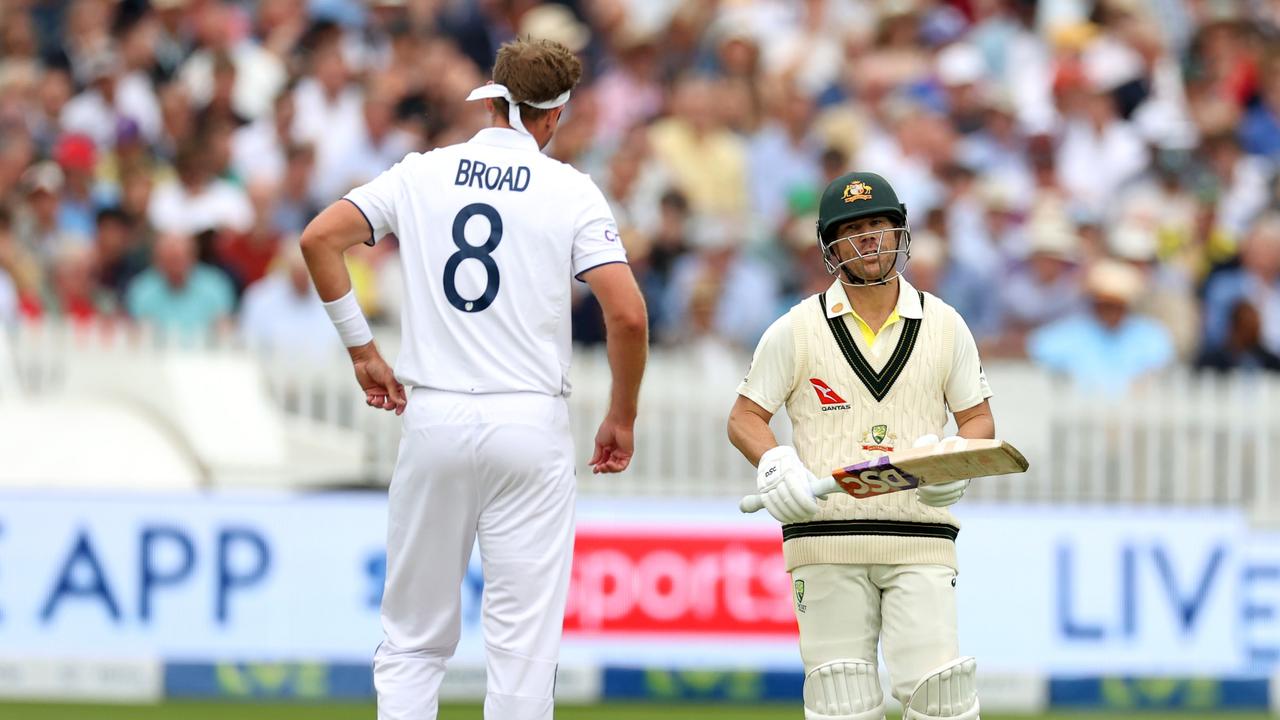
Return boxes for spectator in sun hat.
[592,23,664,146]
[998,215,1085,340]
[935,42,991,136]
[14,162,74,270]
[1029,259,1175,395]
[1109,222,1200,360]
[60,48,124,149]
[519,4,591,55]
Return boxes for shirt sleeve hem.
[736,384,783,415]
[341,197,378,246]
[948,389,994,414]
[574,260,630,282]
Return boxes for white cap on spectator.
[1109,223,1158,263]
[711,9,758,46]
[979,177,1023,213]
[1086,259,1144,305]
[21,161,64,195]
[1082,38,1144,93]
[520,5,591,53]
[1027,218,1082,262]
[936,43,986,87]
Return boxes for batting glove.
[756,445,821,524]
[914,434,971,507]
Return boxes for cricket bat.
[739,438,1029,514]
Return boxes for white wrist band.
[322,289,374,348]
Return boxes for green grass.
[0,704,1269,720]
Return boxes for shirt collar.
[469,127,541,152]
[823,276,923,320]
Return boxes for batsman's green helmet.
[816,171,907,244]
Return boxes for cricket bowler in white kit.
[300,39,648,720]
[728,172,994,720]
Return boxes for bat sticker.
[833,455,921,498]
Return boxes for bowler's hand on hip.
[756,446,820,524]
[912,433,971,507]
[350,343,406,415]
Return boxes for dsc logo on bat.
[835,464,920,497]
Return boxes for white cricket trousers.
[791,563,960,707]
[375,388,576,720]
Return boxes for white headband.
[466,83,571,138]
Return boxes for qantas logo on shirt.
[809,378,851,411]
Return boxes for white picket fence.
[6,322,1279,519]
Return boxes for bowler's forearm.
[300,237,352,302]
[604,320,647,422]
[300,200,372,302]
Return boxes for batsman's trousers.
[375,388,576,720]
[791,563,961,707]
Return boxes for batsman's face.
[830,215,903,280]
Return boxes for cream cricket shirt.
[737,278,992,570]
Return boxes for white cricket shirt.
[344,127,627,396]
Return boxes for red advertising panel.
[564,526,798,637]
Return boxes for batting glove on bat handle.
[917,478,971,507]
[739,473,840,513]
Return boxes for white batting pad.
[803,659,887,720]
[904,656,980,720]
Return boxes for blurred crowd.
[2,0,1280,390]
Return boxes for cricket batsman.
[727,172,994,720]
[301,39,648,720]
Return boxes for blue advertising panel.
[0,491,1276,685]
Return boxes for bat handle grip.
[809,474,840,499]
[738,475,842,514]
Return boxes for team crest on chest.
[861,424,897,452]
[808,378,851,411]
[842,180,873,203]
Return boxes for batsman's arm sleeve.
[944,309,992,413]
[736,314,795,415]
